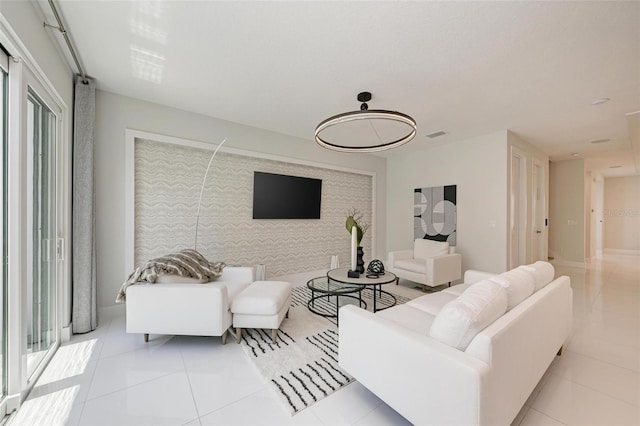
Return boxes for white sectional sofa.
[126,266,255,344]
[339,262,572,426]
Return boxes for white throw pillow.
[488,268,535,310]
[428,280,508,350]
[521,261,555,291]
[414,239,449,259]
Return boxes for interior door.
[594,178,604,256]
[509,147,528,268]
[531,160,546,261]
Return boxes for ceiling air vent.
[426,131,447,138]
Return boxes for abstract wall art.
[414,185,457,246]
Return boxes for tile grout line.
[563,347,640,375]
[72,315,111,424]
[180,345,203,424]
[83,363,185,403]
[545,370,640,409]
[526,407,568,425]
[194,387,269,421]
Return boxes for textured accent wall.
[134,139,373,278]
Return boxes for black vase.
[356,246,365,274]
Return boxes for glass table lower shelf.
[306,276,367,323]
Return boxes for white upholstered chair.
[388,239,462,291]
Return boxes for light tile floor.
[8,255,640,425]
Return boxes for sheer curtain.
[72,76,97,333]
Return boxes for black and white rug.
[239,284,418,415]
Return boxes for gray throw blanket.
[116,249,225,303]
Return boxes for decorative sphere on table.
[367,259,385,275]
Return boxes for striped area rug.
[239,284,417,415]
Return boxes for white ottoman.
[231,280,292,343]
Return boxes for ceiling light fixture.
[315,91,417,153]
[590,138,610,144]
[571,152,580,157]
[609,165,622,169]
[591,97,610,106]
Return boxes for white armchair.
[388,239,462,291]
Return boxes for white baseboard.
[603,248,640,256]
[4,392,21,413]
[98,303,126,321]
[270,269,328,286]
[61,324,72,342]
[549,258,586,268]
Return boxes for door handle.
[536,230,542,234]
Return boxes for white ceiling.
[41,1,640,176]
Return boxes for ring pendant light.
[315,92,417,153]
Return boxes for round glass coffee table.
[327,267,398,312]
[307,276,366,322]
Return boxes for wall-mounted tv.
[253,171,322,219]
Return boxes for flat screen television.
[253,171,322,219]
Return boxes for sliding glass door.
[25,92,56,378]
[1,21,67,412]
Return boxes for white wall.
[0,2,72,97]
[387,131,508,274]
[548,159,585,265]
[95,91,387,308]
[604,175,640,253]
